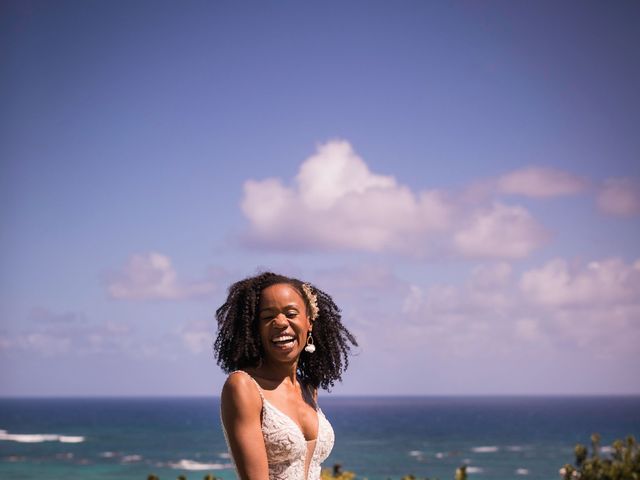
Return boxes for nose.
[273,313,288,328]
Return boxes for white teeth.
[272,335,295,343]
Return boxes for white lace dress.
[222,371,335,480]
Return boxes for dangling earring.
[304,331,316,353]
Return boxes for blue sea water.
[1,396,638,480]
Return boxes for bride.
[214,272,357,479]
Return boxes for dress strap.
[229,370,264,401]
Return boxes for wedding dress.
[222,370,335,480]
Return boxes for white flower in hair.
[301,283,319,322]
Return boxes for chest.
[262,393,319,441]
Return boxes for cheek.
[301,319,312,333]
[256,322,269,341]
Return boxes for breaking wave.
[471,445,499,453]
[0,429,85,444]
[168,459,230,470]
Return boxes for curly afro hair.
[214,272,357,390]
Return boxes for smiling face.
[258,283,312,365]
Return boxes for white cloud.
[390,257,640,360]
[242,140,452,253]
[297,140,397,210]
[520,257,640,307]
[497,166,588,197]
[418,262,516,317]
[241,140,549,258]
[596,177,640,217]
[453,203,549,259]
[107,252,217,301]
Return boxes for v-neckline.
[262,397,321,443]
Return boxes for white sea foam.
[472,446,499,453]
[168,459,228,470]
[516,468,530,475]
[218,452,231,459]
[122,455,142,462]
[100,451,117,458]
[0,429,85,444]
[0,432,58,443]
[507,445,524,452]
[408,450,422,457]
[466,466,484,474]
[435,452,445,459]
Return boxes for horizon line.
[2,393,640,399]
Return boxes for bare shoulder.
[221,371,262,417]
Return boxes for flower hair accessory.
[301,283,319,322]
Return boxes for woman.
[214,272,357,480]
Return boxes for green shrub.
[560,434,640,480]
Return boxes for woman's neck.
[254,360,298,386]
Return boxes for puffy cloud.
[394,257,640,360]
[520,257,640,307]
[453,203,549,259]
[417,262,516,318]
[596,178,640,217]
[497,166,588,197]
[242,140,452,253]
[241,140,548,259]
[296,140,397,210]
[369,262,522,361]
[107,252,217,301]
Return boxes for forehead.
[259,283,304,308]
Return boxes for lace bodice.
[222,371,335,480]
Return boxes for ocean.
[1,396,638,480]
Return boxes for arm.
[221,373,269,480]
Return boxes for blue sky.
[1,0,639,396]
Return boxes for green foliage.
[454,465,467,480]
[574,444,588,467]
[560,434,640,480]
[321,463,356,480]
